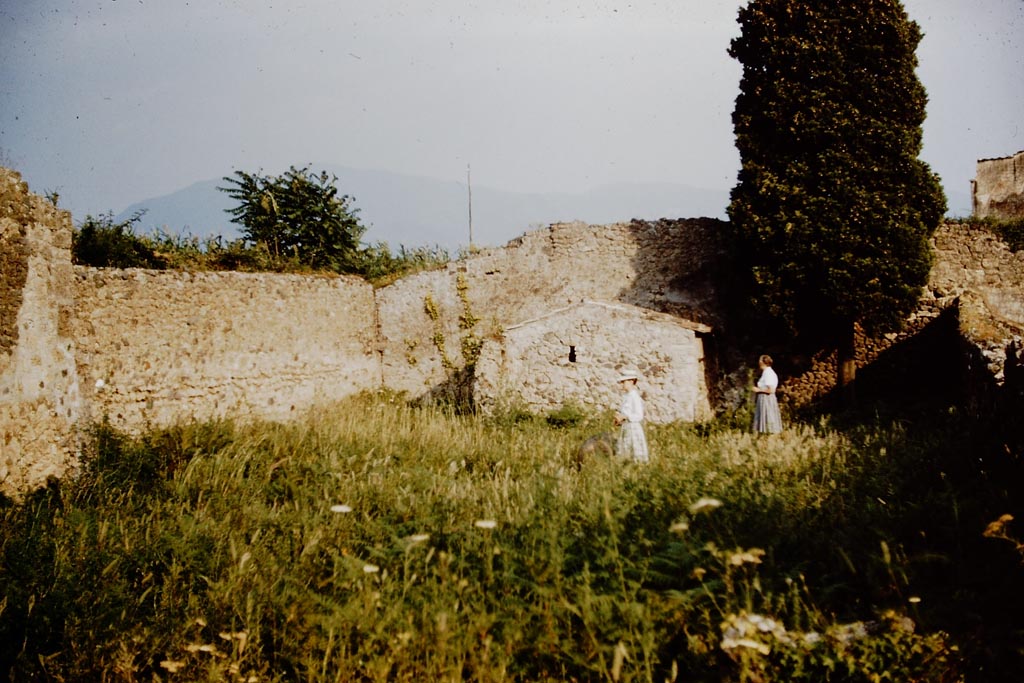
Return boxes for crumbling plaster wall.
[473,300,713,423]
[1,169,80,496]
[972,151,1024,220]
[375,218,728,397]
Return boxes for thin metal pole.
[467,164,473,248]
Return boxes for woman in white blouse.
[752,354,783,434]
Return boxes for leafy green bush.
[71,213,449,282]
[71,164,451,280]
[219,165,366,273]
[72,211,167,269]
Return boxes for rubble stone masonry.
[1,169,80,494]
[776,223,1024,407]
[71,269,378,435]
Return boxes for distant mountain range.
[114,165,971,251]
[115,165,731,251]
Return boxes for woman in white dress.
[614,370,650,462]
[752,354,783,434]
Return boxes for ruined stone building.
[972,150,1024,220]
[4,164,1024,496]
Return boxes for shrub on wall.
[353,242,450,286]
[72,211,167,269]
[219,165,365,273]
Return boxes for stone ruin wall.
[71,269,379,436]
[5,158,1024,496]
[929,223,1024,397]
[1,168,383,497]
[1,170,81,494]
[375,218,728,398]
[972,150,1024,220]
[930,223,1024,327]
[778,223,1024,408]
[1,167,731,497]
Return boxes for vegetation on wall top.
[219,165,365,273]
[70,167,450,284]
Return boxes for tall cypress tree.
[727,0,946,394]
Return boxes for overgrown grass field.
[2,394,1022,681]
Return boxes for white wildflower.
[721,637,770,655]
[474,519,497,529]
[688,497,723,514]
[747,613,779,633]
[669,520,689,533]
[831,621,868,647]
[238,551,251,571]
[362,564,380,574]
[727,548,765,566]
[330,504,352,513]
[408,533,431,543]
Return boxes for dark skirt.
[753,393,783,434]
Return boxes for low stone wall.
[1,170,80,496]
[71,268,379,433]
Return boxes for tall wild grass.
[2,394,1021,681]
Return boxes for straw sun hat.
[617,370,639,383]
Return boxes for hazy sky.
[1,0,1021,221]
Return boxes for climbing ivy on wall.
[423,293,453,371]
[421,274,483,374]
[456,274,483,371]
